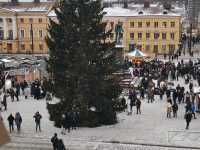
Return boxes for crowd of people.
[125,58,200,130]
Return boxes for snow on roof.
[11,6,49,12]
[47,6,181,18]
[47,9,55,17]
[104,7,181,17]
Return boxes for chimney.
[144,0,150,8]
[34,0,40,3]
[123,0,128,8]
[11,0,18,5]
[163,2,171,10]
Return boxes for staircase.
[1,133,199,150]
[114,70,133,89]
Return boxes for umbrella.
[126,49,146,57]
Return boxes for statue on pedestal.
[115,21,123,45]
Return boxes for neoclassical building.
[0,2,53,54]
[103,7,181,55]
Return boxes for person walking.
[172,102,178,118]
[191,102,197,119]
[7,113,14,133]
[33,111,42,132]
[57,139,66,150]
[64,112,71,133]
[15,112,22,132]
[166,100,172,118]
[136,98,141,114]
[51,133,59,150]
[185,111,192,130]
[2,93,7,111]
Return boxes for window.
[39,44,43,50]
[20,18,24,23]
[154,22,158,28]
[21,44,25,50]
[171,22,175,27]
[39,30,43,38]
[7,43,12,51]
[7,18,12,23]
[162,33,166,40]
[162,45,166,51]
[38,18,42,23]
[146,45,150,51]
[129,44,135,51]
[29,18,33,23]
[162,22,167,28]
[20,30,25,38]
[130,33,134,40]
[137,45,142,50]
[169,44,175,51]
[138,33,142,39]
[146,33,150,39]
[154,33,159,39]
[146,22,150,27]
[153,45,158,53]
[0,30,3,40]
[8,30,13,40]
[138,22,142,28]
[130,22,134,28]
[170,33,175,40]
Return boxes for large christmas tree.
[46,0,122,127]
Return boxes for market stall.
[126,49,147,64]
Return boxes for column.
[3,17,7,39]
[12,16,17,39]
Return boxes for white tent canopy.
[126,49,146,57]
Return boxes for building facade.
[188,0,200,27]
[103,7,181,55]
[0,2,52,54]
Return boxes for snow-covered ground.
[0,77,200,149]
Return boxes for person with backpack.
[51,133,59,150]
[185,111,193,130]
[15,112,22,132]
[33,111,42,132]
[172,102,178,118]
[7,113,15,133]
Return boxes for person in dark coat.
[166,89,171,98]
[51,133,59,150]
[64,112,71,133]
[57,139,66,150]
[33,111,42,132]
[15,112,22,132]
[185,111,192,130]
[172,103,178,118]
[135,98,141,114]
[7,113,14,133]
[10,88,15,102]
[2,94,7,111]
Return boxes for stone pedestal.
[0,119,10,146]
